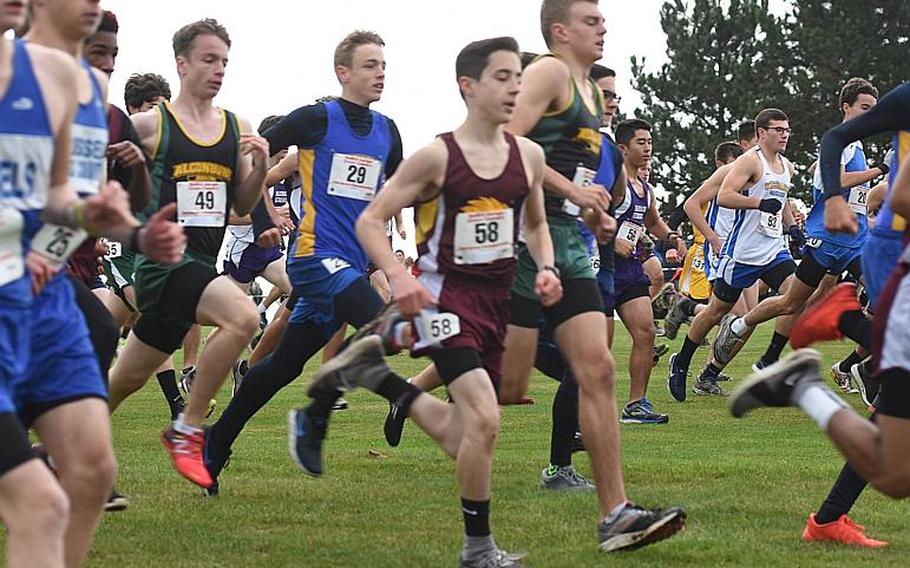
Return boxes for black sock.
[305,388,344,422]
[372,372,422,416]
[156,370,183,419]
[837,350,865,374]
[680,297,697,318]
[815,412,876,523]
[760,332,788,364]
[838,310,872,350]
[701,362,722,380]
[461,498,491,537]
[549,372,579,468]
[674,336,699,371]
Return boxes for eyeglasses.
[766,126,792,136]
[601,89,621,103]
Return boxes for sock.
[156,370,184,418]
[731,316,749,336]
[182,365,195,375]
[257,302,267,314]
[173,413,201,435]
[760,332,789,364]
[306,388,344,422]
[374,372,422,415]
[601,501,629,525]
[549,371,578,468]
[795,385,849,430]
[674,336,699,371]
[838,310,872,350]
[701,362,722,381]
[461,498,491,537]
[837,350,865,374]
[815,412,877,524]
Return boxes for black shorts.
[713,260,795,304]
[796,249,863,288]
[510,278,603,330]
[0,412,35,477]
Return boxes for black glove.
[788,224,806,249]
[758,199,783,214]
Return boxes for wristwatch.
[540,265,561,278]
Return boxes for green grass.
[76,324,907,566]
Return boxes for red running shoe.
[802,513,888,547]
[161,425,213,488]
[790,283,861,349]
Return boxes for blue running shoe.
[620,397,669,424]
[667,353,688,402]
[288,408,326,477]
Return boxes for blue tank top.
[69,60,108,197]
[872,130,909,240]
[289,100,392,272]
[806,141,868,247]
[0,40,54,306]
[578,134,620,269]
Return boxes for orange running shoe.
[801,514,888,547]
[790,283,861,349]
[161,425,213,488]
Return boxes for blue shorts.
[287,255,365,338]
[597,268,615,297]
[803,239,862,275]
[15,276,107,415]
[0,277,31,415]
[863,233,904,308]
[716,250,794,290]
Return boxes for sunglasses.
[601,89,621,103]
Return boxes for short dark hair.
[755,108,788,131]
[124,73,171,110]
[456,37,520,81]
[520,51,539,70]
[736,120,755,143]
[615,118,651,146]
[590,64,615,80]
[258,115,285,135]
[540,0,599,47]
[839,78,878,113]
[715,142,744,163]
[97,10,118,34]
[172,18,231,58]
[334,30,384,68]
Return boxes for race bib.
[562,166,596,216]
[691,252,705,272]
[758,210,782,238]
[177,181,227,227]
[590,246,600,272]
[105,240,122,259]
[413,308,461,349]
[453,209,514,265]
[0,207,24,286]
[617,220,644,247]
[30,223,87,269]
[328,153,382,201]
[848,186,869,215]
[321,257,351,275]
[806,237,822,249]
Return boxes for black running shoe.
[851,359,880,408]
[202,426,231,497]
[667,353,688,403]
[105,489,129,512]
[383,402,406,447]
[288,408,327,477]
[597,503,686,552]
[729,348,823,418]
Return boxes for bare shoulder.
[130,106,161,147]
[26,43,79,92]
[515,136,545,167]
[234,113,254,134]
[89,66,109,100]
[525,55,570,84]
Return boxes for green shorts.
[512,216,595,300]
[134,251,218,323]
[103,248,135,289]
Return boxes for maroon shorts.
[412,273,511,385]
[66,239,104,290]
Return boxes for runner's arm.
[684,166,725,245]
[519,141,555,269]
[717,154,762,209]
[231,116,268,216]
[888,153,910,219]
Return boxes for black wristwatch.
[540,265,561,278]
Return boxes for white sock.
[731,316,750,336]
[795,385,848,430]
[257,303,267,314]
[173,413,202,435]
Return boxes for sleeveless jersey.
[288,100,391,273]
[873,130,910,241]
[145,101,240,264]
[722,148,792,265]
[577,135,621,272]
[415,132,528,286]
[0,40,54,304]
[614,177,651,255]
[807,140,868,247]
[525,55,603,220]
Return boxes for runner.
[106,18,268,490]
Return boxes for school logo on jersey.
[574,127,602,156]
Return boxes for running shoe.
[667,353,688,402]
[789,283,861,348]
[831,362,859,394]
[458,548,527,567]
[161,425,213,488]
[729,349,823,418]
[713,314,745,366]
[383,401,406,447]
[802,513,887,547]
[287,408,327,477]
[851,359,880,408]
[663,294,690,341]
[620,397,669,424]
[539,465,595,492]
[597,503,686,552]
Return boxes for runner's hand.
[82,181,134,231]
[569,183,611,212]
[257,227,283,248]
[26,252,54,295]
[241,134,270,171]
[107,140,146,168]
[823,195,859,235]
[614,238,634,258]
[389,271,435,317]
[534,270,563,307]
[139,203,185,264]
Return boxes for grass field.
[74,323,907,567]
